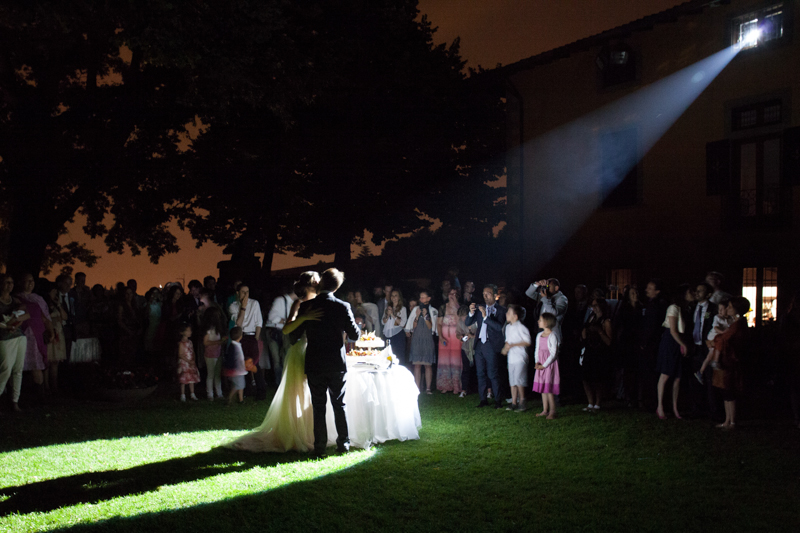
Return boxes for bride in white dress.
[227,271,422,453]
[226,272,322,452]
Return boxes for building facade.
[502,0,800,326]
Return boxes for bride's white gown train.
[227,338,317,452]
[226,337,421,452]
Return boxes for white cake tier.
[355,339,385,348]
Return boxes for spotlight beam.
[517,45,740,275]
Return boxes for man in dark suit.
[296,268,360,456]
[689,282,719,418]
[465,284,507,409]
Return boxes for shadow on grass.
[0,446,312,517]
[0,396,278,453]
[40,449,391,533]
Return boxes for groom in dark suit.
[296,268,360,457]
[465,284,507,409]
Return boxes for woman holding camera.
[381,290,408,365]
[406,290,438,394]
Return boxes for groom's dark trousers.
[297,291,360,454]
[307,371,348,453]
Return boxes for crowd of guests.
[1,268,799,430]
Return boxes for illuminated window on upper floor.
[732,3,784,50]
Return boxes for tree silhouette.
[187,0,506,277]
[0,1,311,275]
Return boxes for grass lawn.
[1,387,799,533]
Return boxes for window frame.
[729,132,786,228]
[728,1,792,53]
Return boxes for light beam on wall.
[519,45,740,276]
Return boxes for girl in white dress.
[226,272,322,452]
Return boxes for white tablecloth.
[70,338,101,363]
[326,364,421,449]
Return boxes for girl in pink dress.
[177,323,200,401]
[436,289,462,394]
[533,312,561,419]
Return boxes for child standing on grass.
[502,304,531,411]
[202,306,228,401]
[177,323,200,402]
[695,298,733,384]
[532,312,560,419]
[223,326,247,405]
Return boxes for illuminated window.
[732,3,785,50]
[608,269,633,300]
[741,267,778,327]
[597,43,637,88]
[763,267,778,324]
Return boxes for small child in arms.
[695,298,733,384]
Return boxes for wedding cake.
[347,332,392,369]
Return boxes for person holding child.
[532,312,561,419]
[0,274,29,412]
[711,297,750,430]
[223,326,248,405]
[502,304,531,411]
[177,323,200,401]
[695,297,733,383]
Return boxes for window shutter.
[706,139,731,195]
[783,126,800,186]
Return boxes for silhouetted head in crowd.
[204,276,216,291]
[56,274,72,294]
[545,278,561,296]
[294,271,320,299]
[497,289,507,308]
[695,282,713,303]
[202,305,227,336]
[463,281,475,296]
[16,273,35,295]
[91,284,105,300]
[539,311,556,330]
[166,285,183,306]
[574,284,588,303]
[482,284,498,307]
[319,268,345,293]
[127,279,138,294]
[75,272,87,288]
[705,271,725,291]
[145,287,162,304]
[591,298,609,319]
[728,296,751,319]
[645,279,664,300]
[671,283,695,307]
[188,279,202,298]
[623,284,640,307]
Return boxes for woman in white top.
[354,289,380,335]
[381,290,408,364]
[655,284,695,420]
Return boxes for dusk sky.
[59,0,684,290]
